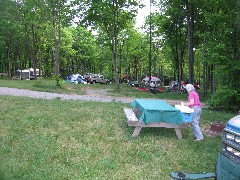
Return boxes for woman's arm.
[187,99,194,106]
[182,99,194,106]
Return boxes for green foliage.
[153,0,240,112]
[72,26,102,73]
[207,86,240,113]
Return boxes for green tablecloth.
[131,99,184,125]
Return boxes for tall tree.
[186,0,194,84]
[153,0,187,84]
[77,0,140,91]
[46,0,71,78]
[0,0,22,77]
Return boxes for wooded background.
[0,0,239,112]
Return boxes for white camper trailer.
[16,68,39,80]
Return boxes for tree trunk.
[180,26,187,83]
[31,24,37,80]
[149,6,152,84]
[113,0,120,91]
[39,48,42,77]
[186,0,194,84]
[7,46,11,78]
[52,1,60,77]
[202,34,206,98]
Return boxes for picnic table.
[124,99,193,139]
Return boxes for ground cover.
[0,94,235,179]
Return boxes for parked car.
[84,73,109,84]
[127,81,141,87]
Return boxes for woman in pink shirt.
[185,84,204,141]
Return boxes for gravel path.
[0,87,134,103]
[0,87,204,107]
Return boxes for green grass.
[0,79,233,179]
[0,94,235,179]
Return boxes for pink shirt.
[188,91,202,108]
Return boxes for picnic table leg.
[175,128,182,140]
[132,126,142,138]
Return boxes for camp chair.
[169,152,240,180]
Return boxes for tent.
[66,74,87,84]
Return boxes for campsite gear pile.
[142,76,164,93]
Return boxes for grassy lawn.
[0,84,235,179]
[0,79,235,179]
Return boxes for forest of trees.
[0,0,239,112]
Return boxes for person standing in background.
[184,84,204,141]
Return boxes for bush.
[207,86,239,112]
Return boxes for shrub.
[207,86,239,112]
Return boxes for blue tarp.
[66,74,86,84]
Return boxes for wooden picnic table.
[124,99,192,140]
